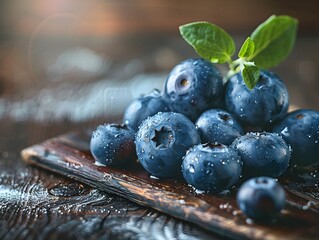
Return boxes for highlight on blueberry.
[182,142,242,193]
[237,177,286,221]
[196,109,244,145]
[90,123,136,166]
[135,112,201,178]
[272,109,319,167]
[231,132,291,178]
[163,58,224,121]
[123,89,170,132]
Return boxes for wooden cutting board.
[21,129,319,240]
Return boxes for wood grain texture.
[0,153,213,240]
[21,130,319,240]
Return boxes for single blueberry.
[123,89,170,132]
[231,132,290,178]
[225,70,289,129]
[237,177,286,221]
[182,143,242,193]
[135,112,201,178]
[90,123,136,166]
[272,109,319,167]
[163,58,224,121]
[196,109,244,145]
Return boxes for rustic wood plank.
[21,130,319,240]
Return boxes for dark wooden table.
[1,1,319,238]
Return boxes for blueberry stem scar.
[151,126,174,149]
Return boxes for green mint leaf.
[248,15,298,69]
[238,37,255,58]
[179,21,235,64]
[242,64,260,90]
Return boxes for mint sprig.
[248,15,298,69]
[179,15,298,89]
[242,64,260,89]
[179,22,235,64]
[238,37,255,59]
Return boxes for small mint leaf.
[242,64,260,90]
[238,37,255,58]
[248,15,298,69]
[179,22,235,64]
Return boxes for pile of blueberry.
[90,58,319,221]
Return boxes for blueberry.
[135,112,201,178]
[182,143,242,193]
[196,109,244,145]
[123,89,170,132]
[163,58,224,121]
[272,109,319,167]
[237,177,286,221]
[90,124,136,166]
[231,132,290,178]
[225,70,289,129]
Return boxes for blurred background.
[0,0,318,137]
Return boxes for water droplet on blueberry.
[188,164,195,173]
